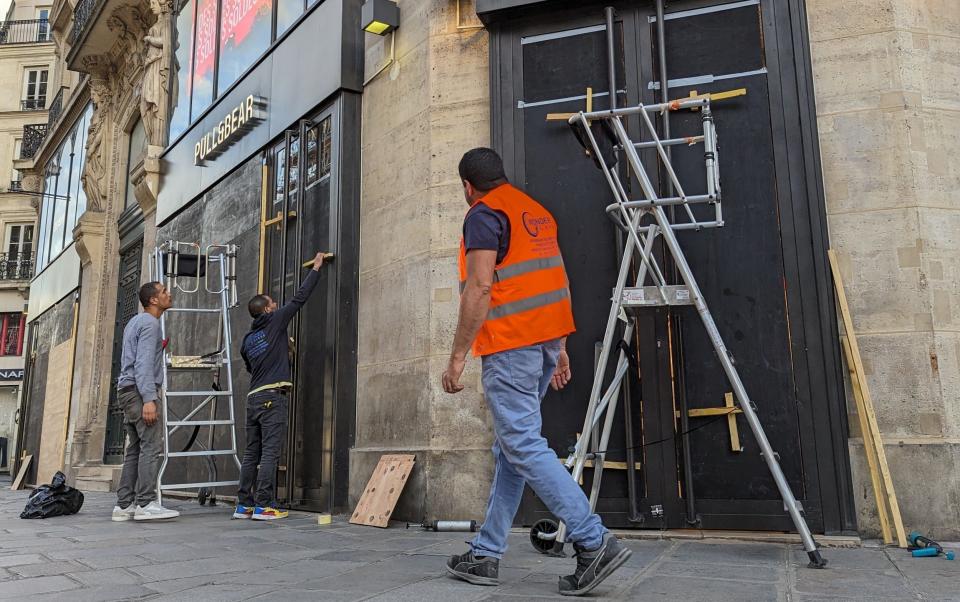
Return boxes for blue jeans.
[470,339,607,559]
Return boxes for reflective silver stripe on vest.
[487,288,570,320]
[460,256,563,295]
[494,255,564,282]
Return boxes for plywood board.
[350,454,415,528]
[36,340,73,484]
[11,454,31,490]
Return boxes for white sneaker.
[133,501,180,521]
[111,505,136,522]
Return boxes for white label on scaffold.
[676,289,690,301]
[622,289,645,302]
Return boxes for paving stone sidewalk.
[0,479,956,601]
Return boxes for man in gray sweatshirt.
[112,281,179,521]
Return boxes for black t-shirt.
[463,202,510,264]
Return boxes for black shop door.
[261,105,340,512]
[491,1,854,535]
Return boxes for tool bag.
[19,471,85,519]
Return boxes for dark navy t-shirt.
[463,203,510,264]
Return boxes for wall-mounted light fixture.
[361,0,399,35]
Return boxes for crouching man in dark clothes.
[234,251,329,521]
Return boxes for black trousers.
[237,391,288,507]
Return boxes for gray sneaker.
[558,533,632,596]
[111,505,136,522]
[133,501,180,521]
[445,550,500,586]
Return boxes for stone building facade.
[11,0,960,540]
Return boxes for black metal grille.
[46,87,67,127]
[70,0,98,46]
[0,19,51,45]
[104,240,144,464]
[20,124,47,159]
[20,98,45,111]
[0,253,34,281]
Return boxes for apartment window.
[6,224,34,261]
[23,68,48,110]
[0,314,25,357]
[37,8,51,41]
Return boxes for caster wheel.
[530,518,559,554]
[198,488,209,506]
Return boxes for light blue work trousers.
[470,338,607,559]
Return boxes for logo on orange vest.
[522,212,553,237]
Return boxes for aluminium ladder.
[538,93,827,568]
[151,241,242,505]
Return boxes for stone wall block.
[827,211,929,332]
[856,332,941,437]
[849,440,960,539]
[933,331,960,438]
[428,100,491,189]
[805,0,895,42]
[359,191,432,273]
[357,254,433,366]
[361,37,431,140]
[809,30,905,114]
[361,110,432,218]
[817,111,919,214]
[355,357,432,448]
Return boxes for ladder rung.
[160,480,239,490]
[621,285,695,308]
[166,391,233,397]
[166,449,236,458]
[167,420,234,427]
[166,364,222,371]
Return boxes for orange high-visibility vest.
[458,184,575,356]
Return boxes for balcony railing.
[46,87,67,128]
[0,254,34,281]
[0,19,51,45]
[20,124,48,159]
[70,0,98,45]
[8,180,22,192]
[20,98,46,111]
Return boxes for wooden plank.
[36,340,72,484]
[841,336,893,544]
[686,407,742,418]
[350,454,415,528]
[11,454,32,491]
[828,249,907,548]
[725,393,743,452]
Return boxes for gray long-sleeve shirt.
[117,312,164,402]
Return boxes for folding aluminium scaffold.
[151,241,242,506]
[530,58,827,574]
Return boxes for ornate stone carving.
[140,0,167,147]
[81,77,110,211]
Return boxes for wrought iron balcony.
[20,124,48,159]
[69,0,100,45]
[0,253,34,281]
[46,87,67,127]
[20,98,46,111]
[9,180,23,192]
[0,19,52,45]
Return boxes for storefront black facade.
[479,0,857,535]
[155,0,363,512]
